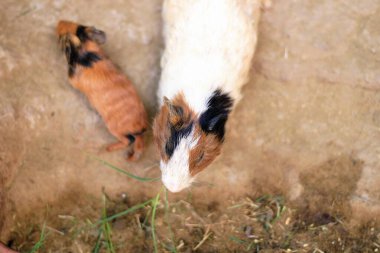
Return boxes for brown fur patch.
[189,125,222,176]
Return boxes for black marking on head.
[165,122,193,158]
[199,89,234,140]
[78,52,101,67]
[125,134,136,144]
[76,25,89,42]
[65,41,101,77]
[76,25,107,44]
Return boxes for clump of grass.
[229,236,259,251]
[92,192,165,253]
[91,194,119,253]
[29,223,47,253]
[255,195,286,229]
[92,156,175,252]
[228,195,289,251]
[90,197,155,252]
[229,195,286,230]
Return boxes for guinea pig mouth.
[162,176,191,193]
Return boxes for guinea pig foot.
[106,141,128,152]
[126,149,141,162]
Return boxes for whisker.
[142,162,160,172]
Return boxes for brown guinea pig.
[57,20,148,161]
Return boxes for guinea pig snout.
[160,163,193,193]
[162,176,189,193]
[57,20,78,36]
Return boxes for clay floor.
[0,0,380,252]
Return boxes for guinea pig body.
[153,0,262,192]
[57,21,147,161]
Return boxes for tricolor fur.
[57,21,148,161]
[153,0,262,192]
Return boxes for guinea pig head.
[57,20,106,45]
[153,90,233,192]
[56,20,106,76]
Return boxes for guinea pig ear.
[199,111,228,140]
[205,114,227,132]
[86,26,107,44]
[163,97,184,127]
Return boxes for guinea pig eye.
[196,152,205,164]
[165,141,174,158]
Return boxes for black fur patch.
[126,134,136,144]
[76,25,89,42]
[165,123,193,158]
[199,89,234,140]
[78,52,101,67]
[66,42,101,77]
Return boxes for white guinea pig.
[153,0,262,192]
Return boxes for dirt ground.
[1,0,380,252]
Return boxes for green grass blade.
[102,195,116,253]
[229,236,246,245]
[92,228,103,253]
[142,209,152,228]
[95,198,153,226]
[29,223,47,253]
[151,191,161,253]
[92,157,160,182]
[104,221,115,253]
[164,188,178,253]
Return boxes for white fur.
[158,0,261,192]
[160,129,199,192]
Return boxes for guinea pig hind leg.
[106,134,134,152]
[126,136,144,162]
[106,140,129,152]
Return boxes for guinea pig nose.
[162,177,185,193]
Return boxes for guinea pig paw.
[126,149,141,162]
[106,141,128,152]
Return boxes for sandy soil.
[0,0,379,252]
